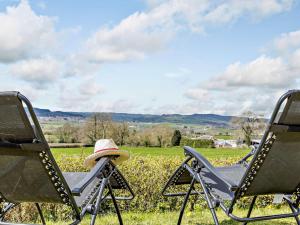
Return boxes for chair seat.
[63,172,100,207]
[201,164,247,200]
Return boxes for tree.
[231,111,266,146]
[127,129,141,146]
[171,130,181,146]
[56,123,79,143]
[111,122,130,146]
[151,125,174,147]
[83,113,112,144]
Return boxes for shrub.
[171,130,181,146]
[180,137,214,148]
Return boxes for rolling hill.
[34,108,233,127]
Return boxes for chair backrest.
[235,90,300,199]
[0,92,78,213]
[0,92,35,143]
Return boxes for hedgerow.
[180,137,215,148]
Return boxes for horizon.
[0,0,299,116]
[34,106,254,118]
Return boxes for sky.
[0,0,299,116]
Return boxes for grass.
[50,146,249,160]
[214,135,234,140]
[47,208,297,225]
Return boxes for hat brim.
[84,150,129,168]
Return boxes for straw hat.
[84,139,129,168]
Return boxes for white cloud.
[57,78,106,110]
[58,84,91,110]
[0,82,46,102]
[182,27,300,116]
[81,0,294,64]
[64,54,101,77]
[273,29,300,52]
[79,78,105,96]
[9,57,62,85]
[37,1,46,10]
[145,0,165,8]
[81,0,207,63]
[164,67,191,78]
[93,99,137,113]
[179,88,285,116]
[290,48,300,69]
[204,0,294,24]
[184,88,209,101]
[82,11,172,63]
[59,82,135,112]
[204,55,294,90]
[0,0,58,63]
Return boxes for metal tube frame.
[177,177,195,225]
[107,183,123,225]
[178,160,300,224]
[242,196,257,225]
[71,165,130,225]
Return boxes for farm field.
[50,146,249,160]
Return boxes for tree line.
[52,113,182,147]
[50,111,266,148]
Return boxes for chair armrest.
[72,157,111,196]
[238,145,257,164]
[0,142,21,148]
[184,146,238,191]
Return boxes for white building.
[214,139,238,148]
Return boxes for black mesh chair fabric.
[0,92,35,143]
[63,169,130,207]
[201,165,247,200]
[239,91,300,197]
[173,164,247,200]
[63,172,100,207]
[0,92,72,205]
[0,144,63,203]
[278,92,300,125]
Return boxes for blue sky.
[0,0,299,116]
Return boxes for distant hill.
[34,108,233,127]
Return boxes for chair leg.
[107,183,123,225]
[242,196,257,225]
[35,203,46,225]
[90,177,108,225]
[177,177,196,225]
[287,201,300,225]
[0,203,18,222]
[196,173,219,225]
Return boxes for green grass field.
[51,146,249,160]
[47,208,296,225]
[214,135,234,140]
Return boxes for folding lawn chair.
[0,92,134,225]
[162,89,300,225]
